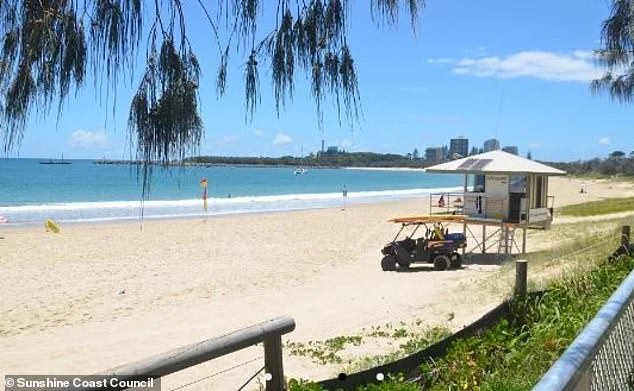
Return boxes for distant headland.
[94,151,430,169]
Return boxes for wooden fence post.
[515,260,528,297]
[264,335,285,391]
[71,317,295,391]
[621,226,630,248]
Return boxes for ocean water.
[0,158,462,225]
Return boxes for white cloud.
[530,142,542,149]
[429,50,603,82]
[69,130,108,148]
[598,137,610,145]
[273,133,293,145]
[254,129,264,137]
[426,58,454,65]
[572,50,595,60]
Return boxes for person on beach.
[342,185,348,210]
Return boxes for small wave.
[0,186,463,224]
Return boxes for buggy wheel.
[394,246,411,270]
[397,258,411,270]
[433,255,450,271]
[450,252,463,268]
[381,256,397,271]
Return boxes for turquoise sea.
[0,158,462,225]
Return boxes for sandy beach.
[2,176,634,390]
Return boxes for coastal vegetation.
[185,151,426,168]
[285,321,450,368]
[545,151,634,177]
[558,197,634,217]
[417,253,633,390]
[97,151,634,176]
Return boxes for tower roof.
[425,150,566,176]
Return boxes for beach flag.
[200,178,208,211]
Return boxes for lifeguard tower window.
[510,176,526,193]
[474,175,485,192]
[509,176,526,224]
[536,176,544,207]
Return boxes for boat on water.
[294,145,307,175]
[40,154,72,165]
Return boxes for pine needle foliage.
[592,0,634,102]
[0,0,424,196]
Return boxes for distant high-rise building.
[321,139,325,153]
[483,138,500,152]
[449,137,469,159]
[425,147,445,163]
[502,146,519,155]
[326,146,339,154]
[441,146,448,160]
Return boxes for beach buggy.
[381,215,467,271]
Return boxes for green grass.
[476,218,623,297]
[569,173,634,181]
[569,172,613,179]
[520,222,617,270]
[418,254,634,390]
[558,196,634,217]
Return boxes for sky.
[8,0,632,162]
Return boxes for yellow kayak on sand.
[45,219,61,233]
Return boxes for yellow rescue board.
[389,215,467,224]
[45,219,61,233]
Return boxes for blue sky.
[9,0,631,161]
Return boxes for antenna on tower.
[494,88,504,139]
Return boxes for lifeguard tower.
[425,150,566,254]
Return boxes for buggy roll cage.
[390,219,460,243]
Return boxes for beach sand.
[1,176,634,390]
